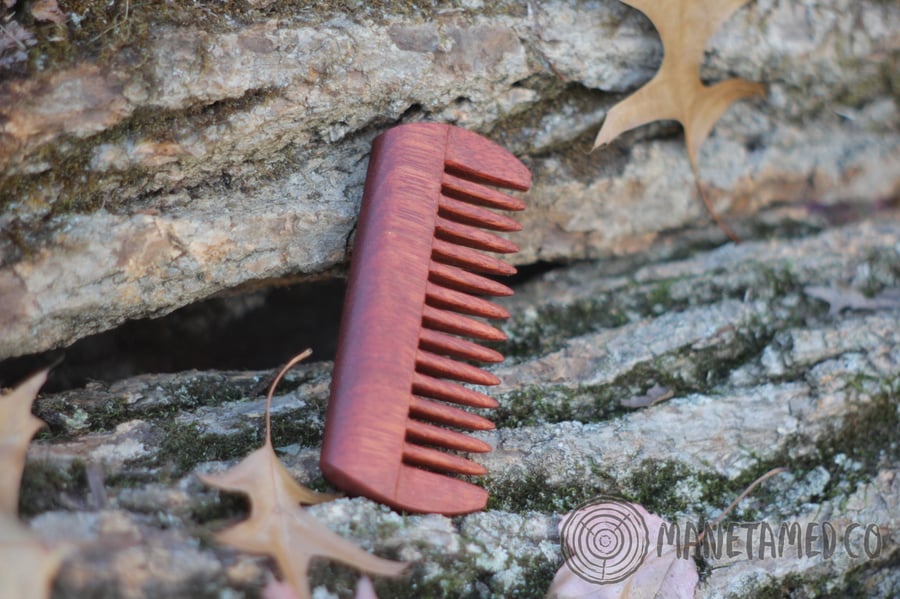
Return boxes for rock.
[1,0,898,359]
[18,216,900,597]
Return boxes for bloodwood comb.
[320,122,530,515]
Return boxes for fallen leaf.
[0,369,50,514]
[0,516,67,599]
[547,500,698,599]
[30,0,66,25]
[262,575,300,599]
[0,21,37,68]
[201,351,406,599]
[804,285,900,317]
[0,369,69,599]
[353,575,379,599]
[620,383,674,409]
[594,0,765,239]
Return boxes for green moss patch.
[18,459,87,516]
[151,407,324,477]
[485,461,615,513]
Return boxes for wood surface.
[320,123,531,514]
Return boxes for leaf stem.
[264,349,313,448]
[690,158,742,243]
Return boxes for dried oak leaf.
[0,369,50,514]
[0,369,69,599]
[201,351,406,599]
[31,0,66,25]
[0,20,37,69]
[594,0,765,239]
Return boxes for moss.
[301,473,335,495]
[501,259,802,365]
[813,377,899,502]
[152,405,324,477]
[545,126,639,185]
[748,217,824,241]
[0,88,275,225]
[689,317,776,391]
[483,454,786,521]
[493,383,624,428]
[501,297,630,359]
[646,279,675,312]
[154,421,262,476]
[621,460,698,516]
[486,81,608,154]
[615,457,783,522]
[367,540,557,599]
[695,376,898,522]
[699,376,898,517]
[270,412,325,448]
[841,548,900,597]
[160,376,252,409]
[18,459,87,516]
[758,264,801,299]
[743,573,828,599]
[833,49,900,111]
[496,312,775,428]
[33,373,278,439]
[86,395,133,432]
[188,490,249,526]
[510,553,561,598]
[485,461,616,513]
[15,0,529,82]
[859,248,900,297]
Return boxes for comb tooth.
[419,328,504,364]
[432,239,516,276]
[426,282,510,320]
[442,172,526,211]
[403,443,487,476]
[406,419,492,453]
[412,372,499,409]
[435,217,520,254]
[422,305,507,341]
[429,261,514,297]
[444,126,532,191]
[416,349,500,386]
[409,395,495,430]
[438,195,522,232]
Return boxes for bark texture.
[21,216,900,598]
[1,0,898,358]
[3,1,899,596]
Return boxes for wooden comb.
[320,123,530,515]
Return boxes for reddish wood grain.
[320,123,530,515]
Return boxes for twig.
[698,466,788,545]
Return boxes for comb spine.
[320,123,449,505]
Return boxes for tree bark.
[1,0,898,358]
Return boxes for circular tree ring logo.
[560,496,650,584]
